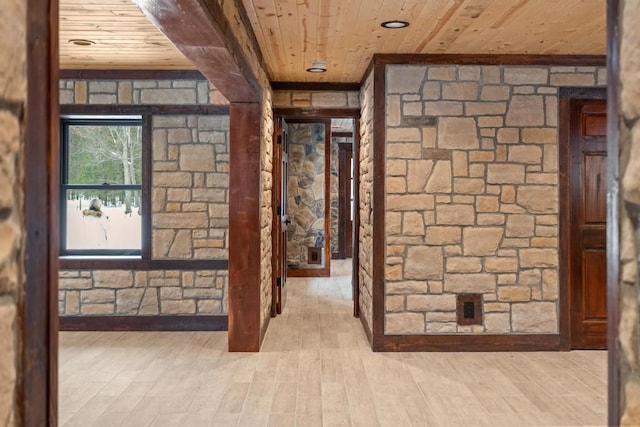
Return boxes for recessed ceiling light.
[68,39,96,46]
[306,60,327,73]
[381,20,410,29]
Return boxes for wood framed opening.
[272,108,361,319]
[558,87,608,351]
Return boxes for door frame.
[272,108,361,316]
[24,0,60,423]
[335,141,353,260]
[271,117,288,315]
[558,87,607,350]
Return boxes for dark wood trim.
[337,143,353,260]
[352,119,361,318]
[287,268,331,278]
[360,312,372,345]
[228,103,262,352]
[371,62,387,340]
[59,315,228,331]
[60,104,230,116]
[558,98,572,351]
[607,0,621,423]
[133,0,260,103]
[271,82,361,92]
[232,0,265,68]
[23,0,59,423]
[59,259,229,271]
[273,108,360,119]
[559,87,608,99]
[373,334,564,352]
[271,118,282,317]
[259,310,271,347]
[323,118,333,275]
[559,89,608,352]
[60,69,205,80]
[372,53,606,66]
[142,114,153,262]
[332,131,353,138]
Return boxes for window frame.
[59,114,152,262]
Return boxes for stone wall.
[272,90,360,109]
[59,80,230,316]
[359,71,375,334]
[0,0,24,420]
[330,136,339,255]
[384,64,606,334]
[618,1,640,423]
[287,123,327,268]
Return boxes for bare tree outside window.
[61,118,143,255]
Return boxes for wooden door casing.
[272,117,288,315]
[569,99,607,349]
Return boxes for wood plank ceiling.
[59,0,195,69]
[59,0,606,82]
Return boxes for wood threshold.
[59,315,228,331]
[287,268,331,278]
[373,334,564,352]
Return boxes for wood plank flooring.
[59,260,606,426]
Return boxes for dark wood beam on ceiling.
[133,0,260,103]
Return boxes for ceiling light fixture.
[381,20,410,29]
[306,60,327,73]
[68,39,96,46]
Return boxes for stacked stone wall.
[618,0,640,422]
[59,80,229,316]
[272,90,360,109]
[384,64,606,334]
[287,123,327,268]
[0,0,24,420]
[359,72,375,333]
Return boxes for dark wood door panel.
[582,153,607,223]
[570,98,607,349]
[582,250,607,320]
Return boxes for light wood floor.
[59,260,607,426]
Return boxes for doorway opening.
[560,92,608,350]
[272,111,361,320]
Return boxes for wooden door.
[272,118,289,315]
[570,99,607,349]
[338,143,353,259]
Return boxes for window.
[60,116,143,256]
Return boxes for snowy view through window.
[62,120,142,254]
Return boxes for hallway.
[59,260,606,426]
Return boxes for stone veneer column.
[0,0,25,422]
[618,0,640,423]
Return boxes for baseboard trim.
[373,333,564,352]
[359,314,373,348]
[260,312,272,347]
[59,315,228,331]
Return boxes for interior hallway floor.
[59,260,606,426]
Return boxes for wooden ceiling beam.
[133,0,260,103]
